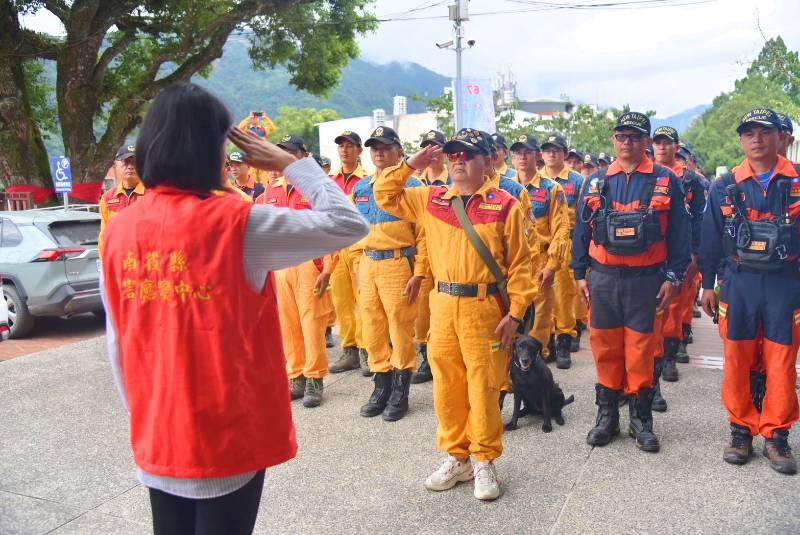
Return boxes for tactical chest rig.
[721,173,799,271]
[583,171,664,256]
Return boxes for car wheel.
[4,285,35,339]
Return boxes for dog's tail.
[562,395,575,407]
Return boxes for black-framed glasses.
[614,133,646,143]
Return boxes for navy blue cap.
[567,148,583,160]
[510,134,540,152]
[491,133,508,149]
[277,134,307,152]
[615,112,651,135]
[116,144,136,160]
[583,153,598,167]
[653,126,679,143]
[227,151,245,163]
[597,152,611,164]
[443,128,491,156]
[541,134,568,151]
[676,147,692,161]
[777,112,794,134]
[365,126,401,147]
[334,130,362,146]
[736,108,781,134]
[420,129,446,148]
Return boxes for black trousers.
[149,471,265,535]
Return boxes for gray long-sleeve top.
[104,157,368,498]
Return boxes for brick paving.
[0,314,105,361]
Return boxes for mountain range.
[651,104,710,134]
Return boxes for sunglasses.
[447,151,478,162]
[614,133,646,143]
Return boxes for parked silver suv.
[0,208,102,338]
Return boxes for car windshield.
[48,221,100,247]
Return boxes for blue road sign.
[51,156,73,194]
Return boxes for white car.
[0,280,10,341]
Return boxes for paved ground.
[0,314,105,362]
[1,314,799,535]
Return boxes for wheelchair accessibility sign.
[51,156,72,194]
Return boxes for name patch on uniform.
[431,197,451,207]
[266,198,278,204]
[355,196,370,203]
[791,185,800,197]
[531,190,547,202]
[562,183,575,195]
[615,227,636,237]
[106,198,120,205]
[654,186,669,194]
[479,202,502,211]
[748,240,767,251]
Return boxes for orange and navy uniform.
[98,182,145,255]
[374,160,534,461]
[699,156,800,438]
[256,177,335,380]
[572,158,690,394]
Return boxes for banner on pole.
[456,78,495,133]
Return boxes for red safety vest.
[103,186,297,478]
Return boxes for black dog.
[504,335,574,433]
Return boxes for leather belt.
[364,247,416,261]
[437,281,500,297]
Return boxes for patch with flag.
[791,178,800,197]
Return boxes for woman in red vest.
[101,83,368,535]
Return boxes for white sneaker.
[473,461,500,500]
[424,455,474,491]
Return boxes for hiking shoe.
[763,430,797,475]
[330,346,360,373]
[325,326,335,348]
[302,377,324,408]
[289,376,306,401]
[473,461,501,501]
[723,424,753,465]
[359,348,373,377]
[424,456,474,491]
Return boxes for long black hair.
[136,83,232,191]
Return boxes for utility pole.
[449,0,468,130]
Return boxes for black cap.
[597,152,611,164]
[676,147,692,161]
[653,126,679,143]
[510,134,540,152]
[777,112,794,134]
[365,126,401,147]
[583,153,598,167]
[334,130,362,146]
[116,144,136,160]
[420,129,446,148]
[491,133,508,149]
[277,134,307,152]
[736,108,781,134]
[227,150,245,163]
[541,134,568,151]
[567,148,583,160]
[479,131,498,155]
[443,128,491,155]
[615,112,651,135]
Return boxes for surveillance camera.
[467,39,476,47]
[436,40,454,49]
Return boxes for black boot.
[683,324,694,344]
[325,326,335,348]
[652,358,668,412]
[544,334,556,363]
[556,334,573,369]
[628,388,660,452]
[750,370,767,413]
[383,369,413,421]
[587,384,621,446]
[360,372,392,417]
[359,348,373,377]
[662,338,680,382]
[570,321,584,353]
[411,344,433,384]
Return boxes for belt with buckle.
[437,281,500,297]
[364,247,416,261]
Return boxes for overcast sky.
[21,0,800,117]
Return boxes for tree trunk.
[0,2,53,189]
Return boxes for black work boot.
[763,430,797,475]
[411,344,433,384]
[556,334,573,369]
[652,358,668,412]
[360,371,392,417]
[359,348,373,377]
[662,338,680,382]
[683,324,694,344]
[329,346,360,373]
[570,321,584,353]
[628,388,660,453]
[750,370,766,413]
[289,376,306,401]
[723,424,753,465]
[586,384,621,446]
[544,334,556,363]
[383,369,413,421]
[302,377,324,408]
[325,326,335,348]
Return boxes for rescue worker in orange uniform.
[327,131,371,375]
[374,128,534,501]
[651,127,706,401]
[491,133,518,182]
[411,129,450,384]
[700,108,800,475]
[99,145,145,254]
[352,126,427,422]
[515,135,570,363]
[540,135,585,368]
[573,112,690,453]
[255,134,336,409]
[226,150,265,200]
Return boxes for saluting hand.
[406,145,443,171]
[227,127,296,172]
[403,276,422,305]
